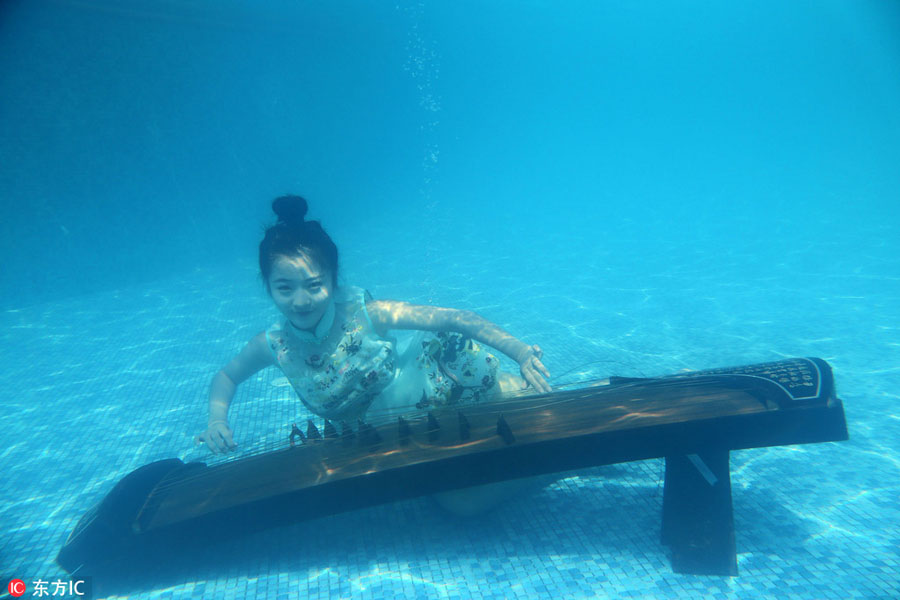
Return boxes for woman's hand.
[517,344,552,393]
[197,420,237,454]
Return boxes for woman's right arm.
[199,331,276,453]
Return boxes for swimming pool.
[2,1,898,598]
[3,207,898,598]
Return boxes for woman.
[199,195,551,455]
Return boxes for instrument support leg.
[661,450,737,576]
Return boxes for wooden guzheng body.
[57,357,847,576]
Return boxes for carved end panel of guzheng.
[677,356,833,406]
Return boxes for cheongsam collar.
[287,299,335,343]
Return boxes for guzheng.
[57,357,847,577]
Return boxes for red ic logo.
[8,579,26,597]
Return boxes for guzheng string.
[548,359,647,386]
[153,361,697,503]
[148,376,709,499]
[153,375,732,499]
[147,380,617,499]
[186,359,631,467]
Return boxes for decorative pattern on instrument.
[686,358,823,402]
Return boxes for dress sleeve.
[354,286,376,329]
[264,323,283,361]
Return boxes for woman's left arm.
[367,300,551,392]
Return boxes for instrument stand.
[661,450,738,576]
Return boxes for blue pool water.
[2,1,899,599]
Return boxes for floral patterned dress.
[266,286,499,424]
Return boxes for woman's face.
[267,253,334,331]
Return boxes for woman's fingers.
[529,375,550,393]
[529,354,551,391]
[521,358,552,393]
[533,372,552,393]
[533,356,550,378]
[196,431,215,452]
[209,432,223,454]
[198,426,236,454]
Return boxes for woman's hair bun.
[272,195,309,225]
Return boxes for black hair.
[259,195,339,288]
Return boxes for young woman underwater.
[198,195,551,459]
